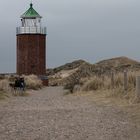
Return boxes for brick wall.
[17,34,46,75]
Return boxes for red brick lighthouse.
[16,3,47,76]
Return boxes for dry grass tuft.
[0,91,8,100]
[0,79,11,99]
[82,77,104,91]
[24,75,43,90]
[0,79,10,92]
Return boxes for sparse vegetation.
[0,74,43,99]
[48,57,140,104]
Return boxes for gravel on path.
[0,87,139,140]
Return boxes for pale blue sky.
[0,0,140,72]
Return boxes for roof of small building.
[21,3,42,18]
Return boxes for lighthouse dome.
[21,3,42,18]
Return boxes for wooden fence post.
[124,70,128,92]
[111,71,114,88]
[136,76,140,97]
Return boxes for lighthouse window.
[23,19,35,27]
[21,18,41,27]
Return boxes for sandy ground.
[0,87,140,140]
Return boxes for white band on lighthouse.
[16,27,46,34]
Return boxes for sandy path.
[0,87,139,140]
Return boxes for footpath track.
[0,87,139,140]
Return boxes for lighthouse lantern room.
[17,3,46,34]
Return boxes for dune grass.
[64,71,140,104]
[0,74,43,100]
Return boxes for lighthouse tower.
[16,3,46,76]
